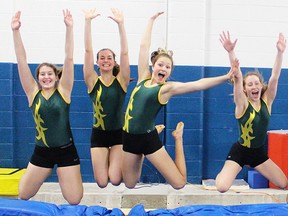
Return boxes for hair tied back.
[157,48,173,57]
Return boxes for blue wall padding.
[1,62,288,184]
[1,199,288,216]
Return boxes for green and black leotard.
[123,79,167,134]
[30,89,73,148]
[89,76,126,131]
[237,98,270,149]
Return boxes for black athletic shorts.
[226,142,269,168]
[90,127,122,148]
[123,129,163,155]
[30,142,80,168]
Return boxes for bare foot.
[172,122,184,139]
[155,124,165,134]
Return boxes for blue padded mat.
[0,198,123,216]
[1,198,288,216]
[128,203,288,216]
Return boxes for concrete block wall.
[0,63,14,167]
[1,0,288,184]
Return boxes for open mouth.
[252,91,259,97]
[158,72,165,79]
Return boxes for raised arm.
[219,31,238,66]
[264,33,286,106]
[232,59,248,117]
[58,9,74,101]
[11,11,38,103]
[138,12,164,83]
[108,8,130,89]
[83,8,100,90]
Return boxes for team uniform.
[89,76,126,148]
[227,98,270,167]
[123,79,167,155]
[29,89,80,168]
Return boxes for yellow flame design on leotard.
[93,85,106,130]
[33,99,48,147]
[240,110,255,148]
[123,85,141,132]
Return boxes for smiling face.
[96,49,116,74]
[151,55,173,84]
[37,65,58,90]
[243,74,263,102]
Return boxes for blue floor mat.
[0,198,287,216]
[0,198,123,216]
[129,203,288,216]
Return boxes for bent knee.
[110,179,122,186]
[124,181,137,189]
[125,183,137,189]
[67,199,81,205]
[18,193,31,201]
[97,181,108,188]
[171,180,186,190]
[276,179,288,189]
[109,175,122,186]
[216,186,229,193]
[215,181,229,193]
[18,190,35,200]
[95,177,108,188]
[66,194,83,205]
[171,183,185,190]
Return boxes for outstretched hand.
[228,58,241,82]
[11,11,21,31]
[276,33,286,53]
[63,9,73,27]
[219,31,237,53]
[83,8,100,21]
[150,11,164,21]
[108,8,124,24]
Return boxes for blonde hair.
[150,48,174,69]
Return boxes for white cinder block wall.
[1,0,288,68]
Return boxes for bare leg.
[216,160,242,193]
[172,122,186,181]
[255,159,288,189]
[122,151,144,189]
[57,165,83,205]
[18,163,52,200]
[147,121,186,189]
[109,145,123,186]
[91,147,109,188]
